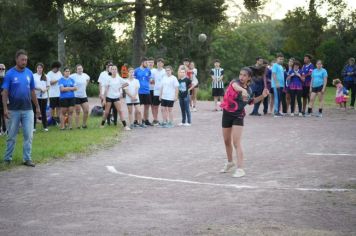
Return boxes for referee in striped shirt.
[211,59,225,111]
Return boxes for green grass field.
[0,116,121,171]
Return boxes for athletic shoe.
[33,129,36,133]
[140,123,147,128]
[134,123,141,128]
[23,160,35,167]
[184,123,191,126]
[44,128,49,132]
[178,123,184,126]
[304,113,312,117]
[166,122,174,128]
[124,126,131,131]
[192,108,197,112]
[82,125,88,129]
[298,112,303,117]
[232,168,245,178]
[4,160,12,165]
[316,113,323,118]
[220,162,235,173]
[290,113,295,117]
[152,120,160,126]
[159,122,168,128]
[129,124,135,129]
[145,120,153,126]
[274,113,282,117]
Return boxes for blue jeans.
[179,96,191,124]
[273,87,283,114]
[4,110,34,161]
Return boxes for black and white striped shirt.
[210,68,224,88]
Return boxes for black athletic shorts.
[106,97,120,103]
[150,90,154,99]
[222,111,244,128]
[152,96,161,106]
[126,103,140,106]
[139,94,152,105]
[161,99,174,108]
[50,97,60,109]
[212,88,225,97]
[311,85,323,93]
[60,98,75,108]
[75,97,88,105]
[302,86,310,98]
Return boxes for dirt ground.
[0,98,355,236]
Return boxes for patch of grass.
[86,82,99,97]
[0,116,120,171]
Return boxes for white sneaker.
[178,123,184,126]
[193,108,197,112]
[298,112,303,117]
[44,128,49,132]
[232,168,246,178]
[124,126,131,131]
[33,129,36,133]
[184,123,191,126]
[220,162,235,173]
[290,113,294,117]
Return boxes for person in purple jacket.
[287,61,304,116]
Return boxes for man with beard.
[2,50,40,167]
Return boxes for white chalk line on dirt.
[106,166,354,192]
[307,153,356,157]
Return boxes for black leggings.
[344,81,356,107]
[290,90,302,113]
[33,99,48,129]
[0,108,6,132]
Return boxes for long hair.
[36,62,46,81]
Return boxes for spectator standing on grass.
[33,63,50,132]
[287,61,304,116]
[159,66,179,128]
[58,67,77,130]
[151,58,166,125]
[98,61,117,125]
[47,61,62,125]
[134,57,152,126]
[177,68,192,126]
[341,57,356,109]
[72,64,90,129]
[0,64,7,135]
[211,59,225,111]
[220,67,269,178]
[305,60,328,118]
[301,54,314,115]
[272,53,285,117]
[2,50,40,167]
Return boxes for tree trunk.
[132,0,146,67]
[57,1,66,66]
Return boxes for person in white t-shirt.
[71,64,90,129]
[100,65,130,130]
[151,58,166,125]
[159,66,179,128]
[98,61,117,125]
[33,63,50,131]
[47,61,62,125]
[123,68,146,129]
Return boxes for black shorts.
[75,97,88,105]
[302,86,310,98]
[311,86,323,93]
[161,99,174,107]
[150,90,154,99]
[152,96,161,106]
[212,88,224,97]
[126,103,140,106]
[139,94,152,105]
[106,97,120,103]
[60,98,76,108]
[222,111,244,128]
[50,97,60,109]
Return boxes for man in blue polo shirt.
[134,57,152,126]
[1,50,40,167]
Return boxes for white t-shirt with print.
[161,75,179,101]
[105,75,126,99]
[124,79,140,104]
[34,73,50,99]
[47,70,62,98]
[98,70,110,96]
[152,68,166,96]
[71,73,90,98]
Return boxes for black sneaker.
[145,120,153,126]
[82,125,88,129]
[3,160,12,165]
[23,160,35,167]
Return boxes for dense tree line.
[0,0,354,85]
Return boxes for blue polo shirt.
[271,63,284,88]
[134,67,151,94]
[311,68,328,88]
[58,77,76,99]
[1,67,35,110]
